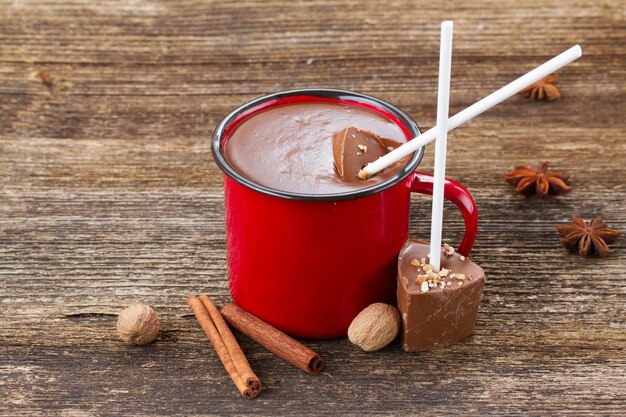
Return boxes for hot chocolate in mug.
[212,89,478,339]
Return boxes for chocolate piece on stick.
[333,127,389,182]
[397,240,485,352]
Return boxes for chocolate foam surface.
[225,102,410,194]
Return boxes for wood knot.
[36,70,58,95]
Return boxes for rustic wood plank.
[1,0,625,416]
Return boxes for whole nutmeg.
[348,303,400,352]
[116,303,160,345]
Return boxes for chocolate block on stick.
[397,240,485,352]
[333,127,389,182]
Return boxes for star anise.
[556,215,621,257]
[519,75,561,101]
[504,162,571,197]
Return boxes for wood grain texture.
[1,0,624,415]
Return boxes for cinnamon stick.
[187,296,261,400]
[221,303,324,375]
[197,295,260,392]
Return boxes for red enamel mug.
[212,89,478,339]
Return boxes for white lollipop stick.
[358,44,582,178]
[429,21,453,273]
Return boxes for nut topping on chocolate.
[410,255,467,292]
[443,243,455,256]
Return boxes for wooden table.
[1,1,624,415]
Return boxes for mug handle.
[409,171,478,256]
